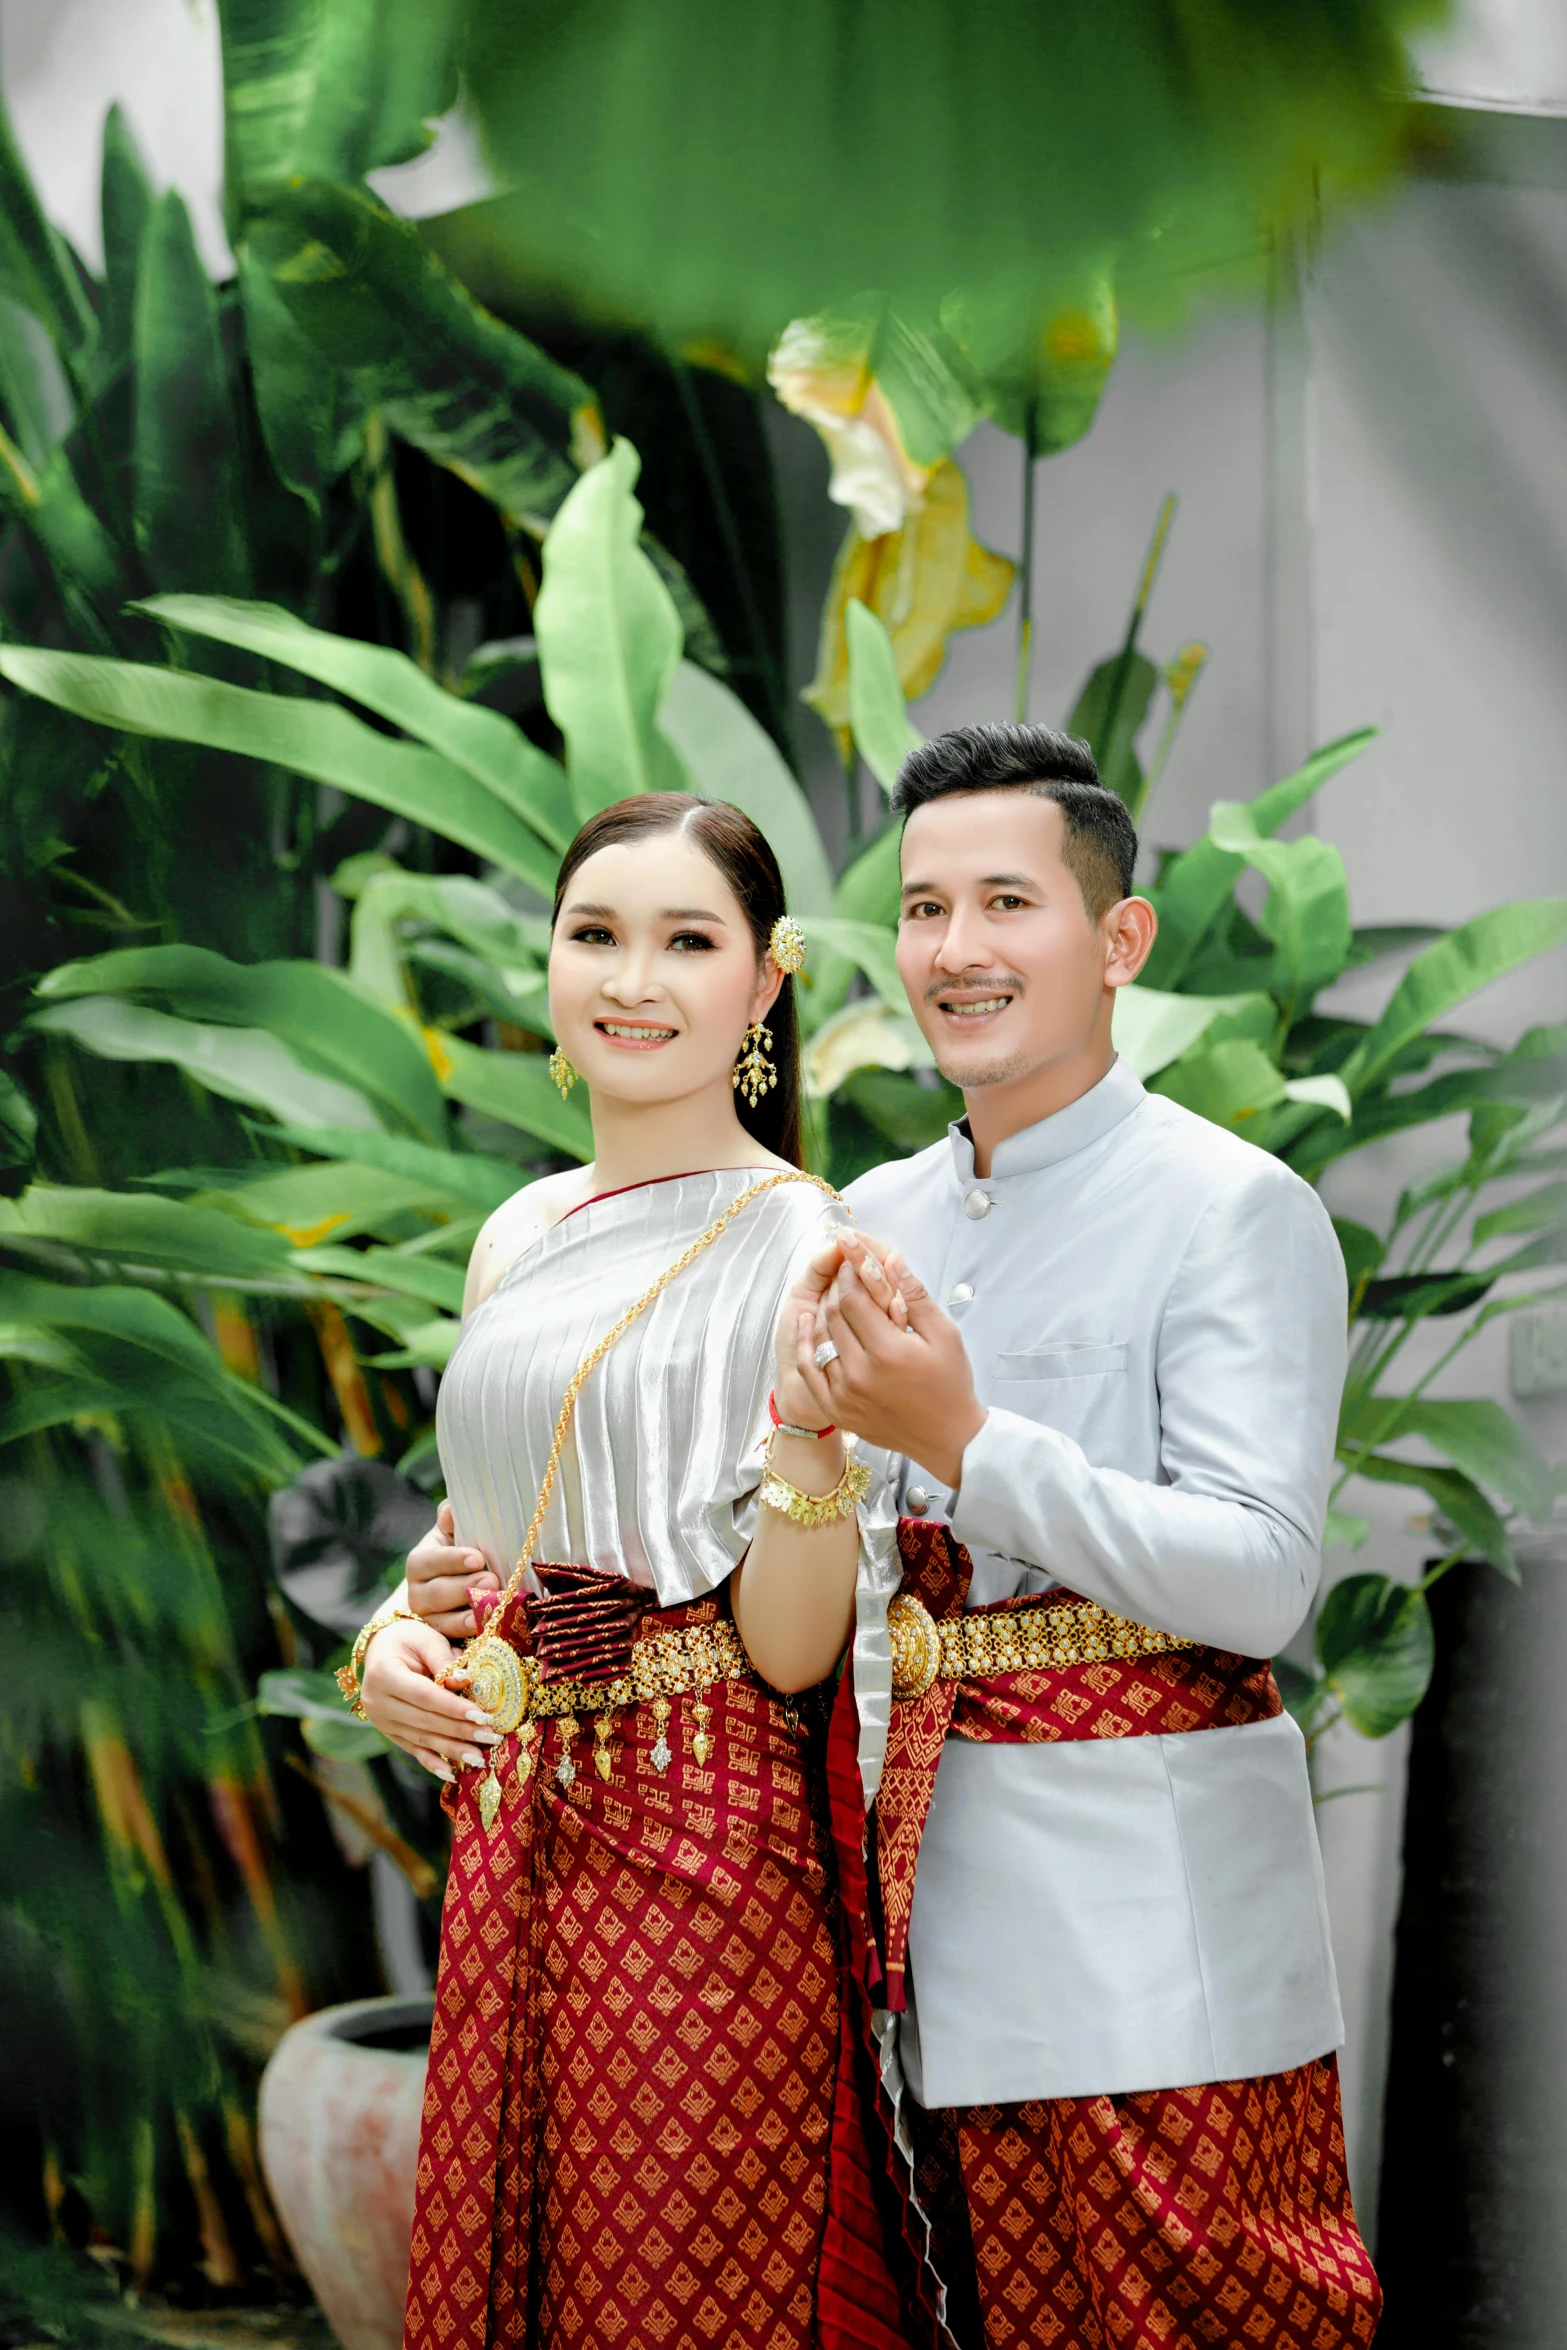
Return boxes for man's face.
[896,791,1120,1090]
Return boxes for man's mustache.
[923,969,1028,1006]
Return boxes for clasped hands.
[773,1229,987,1497]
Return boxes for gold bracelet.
[336,1600,418,1720]
[758,1434,873,1528]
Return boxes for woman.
[344,795,922,2350]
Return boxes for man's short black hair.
[892,722,1138,919]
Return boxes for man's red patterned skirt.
[827,1523,1383,2350]
[403,1583,924,2350]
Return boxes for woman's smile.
[594,1017,679,1049]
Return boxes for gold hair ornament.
[769,915,806,976]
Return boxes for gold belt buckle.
[460,1628,536,1733]
[888,1590,944,1703]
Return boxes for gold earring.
[548,1047,577,1098]
[733,1019,776,1109]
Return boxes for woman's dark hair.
[893,722,1138,916]
[551,793,804,1167]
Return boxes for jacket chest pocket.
[992,1342,1129,1381]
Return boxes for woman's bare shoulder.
[463,1165,596,1314]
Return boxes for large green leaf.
[1142,730,1375,990]
[0,1271,306,1478]
[1348,1452,1518,1581]
[842,1067,963,1153]
[0,646,559,894]
[247,181,600,530]
[345,867,550,1012]
[1340,899,1567,1100]
[1150,1038,1285,1132]
[1474,1181,1567,1248]
[99,104,155,383]
[140,594,573,850]
[1315,1572,1434,1738]
[218,0,461,210]
[261,1122,521,1213]
[0,428,123,604]
[801,918,904,1012]
[235,251,366,513]
[1065,647,1159,810]
[657,660,834,914]
[203,1160,458,1247]
[1342,1393,1553,1522]
[1111,984,1273,1082]
[1295,1051,1567,1177]
[35,946,446,1140]
[846,600,923,799]
[431,1031,593,1160]
[291,1242,465,1315]
[31,997,384,1131]
[535,437,690,818]
[0,292,72,471]
[1207,803,1351,1009]
[0,85,97,375]
[134,192,250,597]
[0,1186,292,1280]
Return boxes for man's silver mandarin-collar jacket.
[845,1056,1346,2108]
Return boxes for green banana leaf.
[0,431,123,604]
[290,1243,466,1314]
[1348,1452,1518,1581]
[0,1185,293,1279]
[0,85,97,376]
[134,192,251,597]
[1207,803,1351,1011]
[846,600,923,798]
[1315,1572,1434,1739]
[801,918,905,1012]
[535,438,689,817]
[235,251,367,514]
[31,996,385,1132]
[0,290,71,471]
[1341,899,1567,1099]
[98,107,155,384]
[217,0,461,212]
[140,594,573,850]
[1295,1051,1567,1176]
[0,1271,308,1478]
[0,644,560,896]
[1474,1181,1567,1246]
[432,1030,593,1159]
[260,1121,522,1212]
[1341,1393,1554,1523]
[246,181,600,529]
[1066,647,1159,811]
[35,945,446,1140]
[1142,730,1375,990]
[842,1067,963,1154]
[658,659,835,914]
[345,867,549,1012]
[1111,985,1273,1082]
[202,1160,460,1246]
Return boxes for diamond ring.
[813,1339,840,1371]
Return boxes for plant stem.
[1013,401,1037,724]
[1096,491,1177,766]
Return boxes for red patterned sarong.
[911,2063,1381,2350]
[404,1587,922,2350]
[831,1524,1380,2349]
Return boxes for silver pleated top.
[436,1168,898,1800]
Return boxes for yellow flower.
[804,459,1014,752]
[767,314,937,539]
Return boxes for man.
[800,723,1380,2350]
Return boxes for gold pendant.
[650,1694,672,1774]
[691,1694,713,1769]
[458,1630,530,1734]
[478,1765,503,1833]
[593,1713,614,1781]
[513,1725,537,1794]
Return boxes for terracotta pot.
[260,1993,433,2350]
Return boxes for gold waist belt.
[466,1615,750,1735]
[889,1590,1194,1703]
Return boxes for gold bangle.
[758,1434,873,1528]
[336,1601,418,1720]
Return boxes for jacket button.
[963,1189,992,1219]
[949,1282,974,1304]
[906,1486,930,1515]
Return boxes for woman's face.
[549,831,781,1110]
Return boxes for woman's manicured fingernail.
[472,1729,501,1746]
[461,1749,484,1770]
[432,1761,453,1781]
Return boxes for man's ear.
[1103,896,1158,989]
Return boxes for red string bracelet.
[768,1390,836,1440]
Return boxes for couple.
[344,725,1383,2350]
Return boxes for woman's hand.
[360,1617,502,1781]
[408,1500,500,1639]
[772,1232,904,1428]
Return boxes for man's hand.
[408,1500,500,1639]
[360,1618,502,1781]
[773,1232,905,1430]
[795,1231,986,1492]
